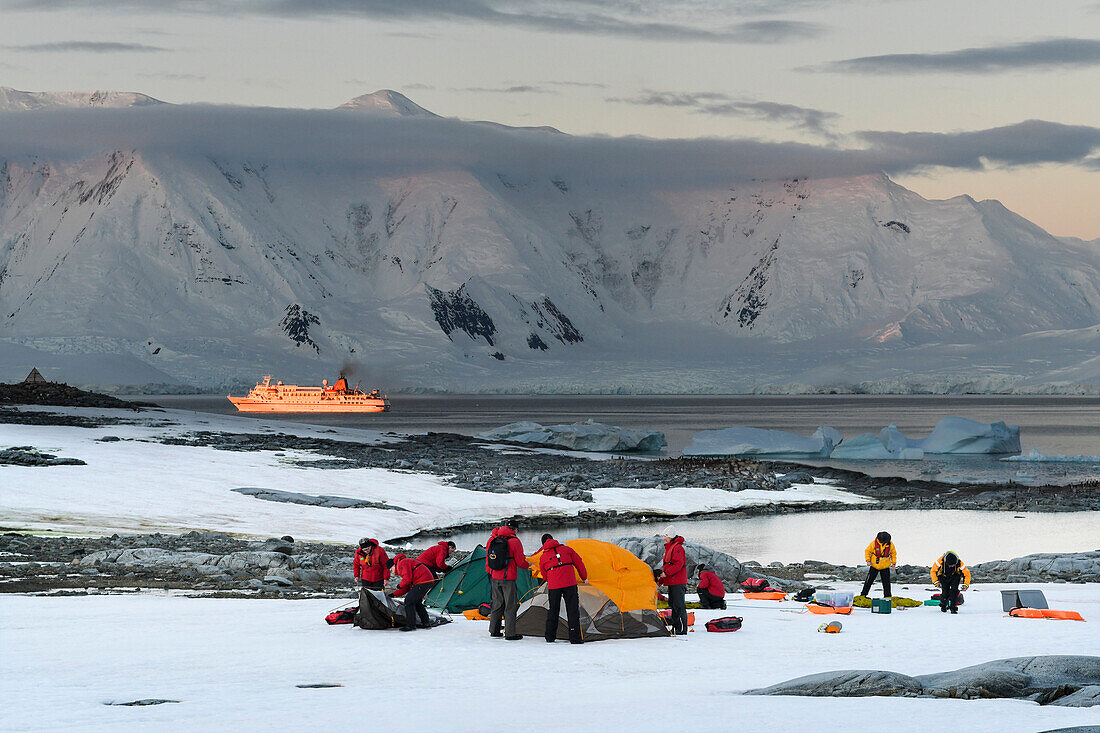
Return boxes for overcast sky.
[1,0,1098,237]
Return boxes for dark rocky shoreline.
[152,428,1100,514]
[2,531,1095,600]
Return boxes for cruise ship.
[227,376,390,413]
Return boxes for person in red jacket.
[485,520,529,640]
[538,534,588,644]
[696,564,726,610]
[390,553,436,631]
[417,540,456,576]
[353,538,389,591]
[658,527,689,635]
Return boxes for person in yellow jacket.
[860,531,896,598]
[931,551,971,614]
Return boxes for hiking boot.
[400,626,416,632]
[505,635,523,641]
[489,632,503,638]
[545,638,555,643]
[570,640,583,645]
[940,605,947,613]
[950,607,958,614]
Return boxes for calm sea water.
[419,509,1100,566]
[144,394,1100,485]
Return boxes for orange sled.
[743,592,788,601]
[1009,607,1085,621]
[806,603,853,615]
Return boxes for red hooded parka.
[485,526,529,580]
[662,536,687,586]
[416,541,452,573]
[538,538,588,589]
[697,570,725,598]
[392,554,435,597]
[353,540,390,583]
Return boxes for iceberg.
[1002,448,1100,463]
[830,432,924,460]
[916,417,1020,454]
[682,426,841,458]
[474,420,667,453]
[684,417,1018,460]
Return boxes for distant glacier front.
[683,417,1021,459]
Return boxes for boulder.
[917,656,1100,700]
[216,551,294,573]
[1049,685,1100,707]
[748,670,922,697]
[747,656,1100,707]
[613,536,803,590]
[974,551,1100,583]
[263,574,294,587]
[256,537,295,555]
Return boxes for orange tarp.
[528,539,658,613]
[1009,608,1085,621]
[743,592,788,601]
[806,604,854,615]
[462,608,488,621]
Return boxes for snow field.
[2,582,1097,732]
[0,408,865,542]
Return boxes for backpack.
[486,535,512,571]
[705,616,743,633]
[792,587,816,603]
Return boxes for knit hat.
[661,524,677,538]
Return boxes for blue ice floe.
[684,417,1020,459]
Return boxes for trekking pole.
[328,600,357,614]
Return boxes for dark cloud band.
[5,0,824,43]
[816,37,1100,74]
[1,106,1097,187]
[5,41,167,53]
[613,90,838,134]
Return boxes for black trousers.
[362,580,383,591]
[939,574,961,610]
[667,584,688,634]
[403,582,432,629]
[545,585,582,643]
[861,567,892,597]
[698,589,726,609]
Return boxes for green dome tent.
[424,544,539,613]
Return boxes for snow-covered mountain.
[336,90,437,117]
[0,86,164,111]
[2,90,1100,393]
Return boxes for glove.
[961,584,968,591]
[355,580,362,590]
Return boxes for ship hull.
[228,398,389,413]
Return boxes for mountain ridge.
[2,89,1099,393]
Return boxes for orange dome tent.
[519,539,669,641]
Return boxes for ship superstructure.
[228,376,390,413]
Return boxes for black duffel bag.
[705,616,743,633]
